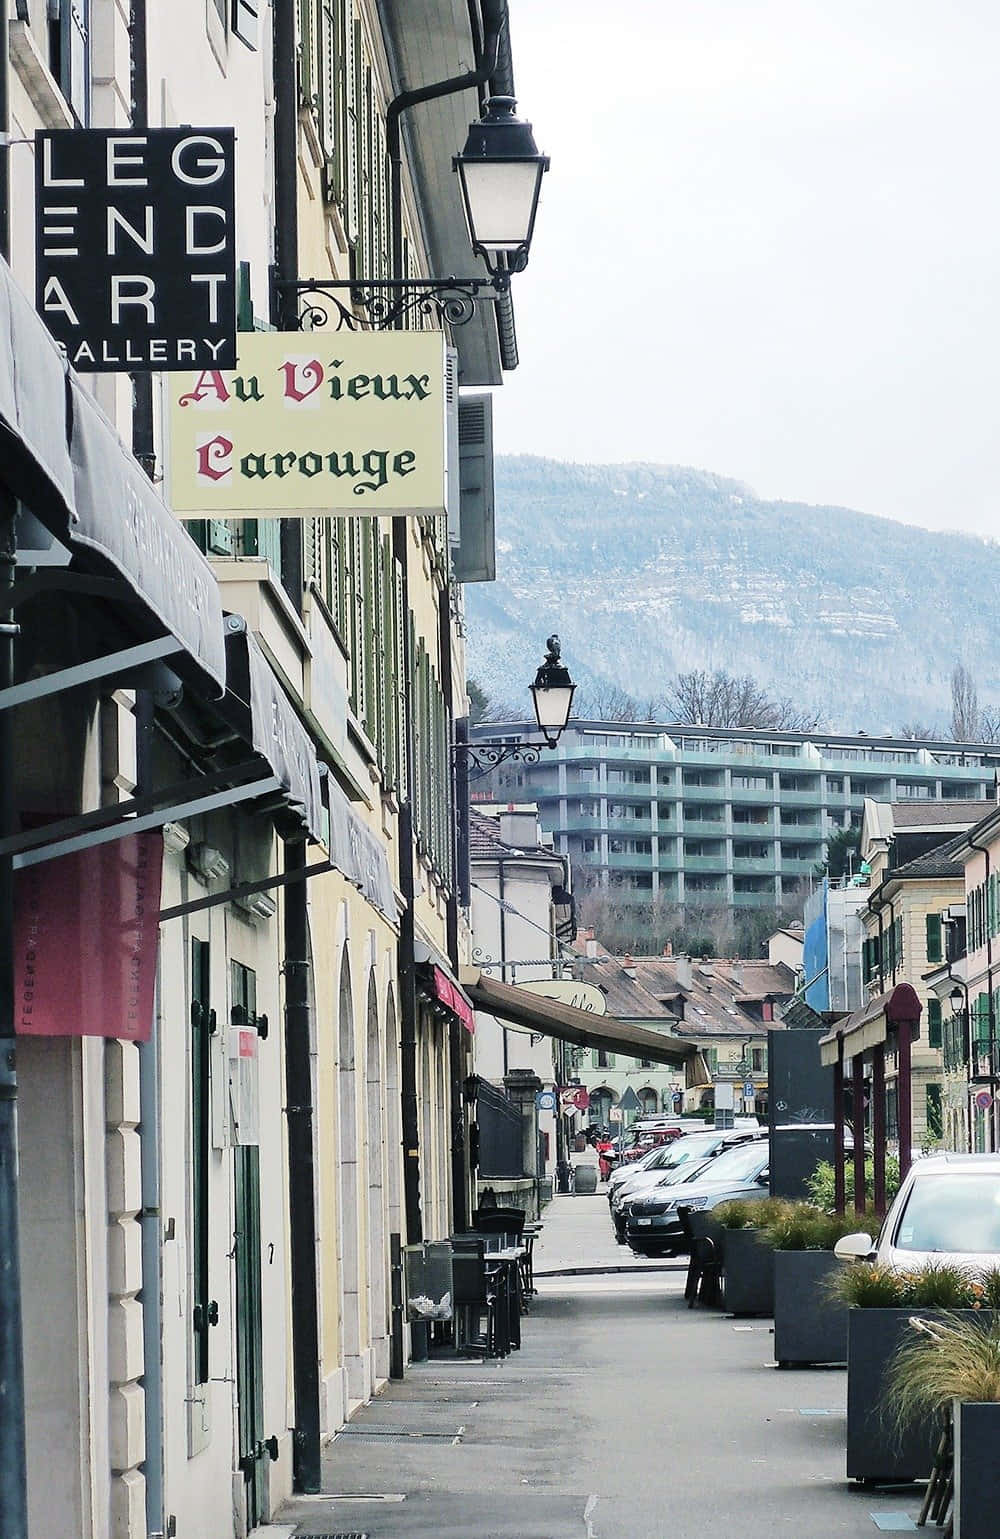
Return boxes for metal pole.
[897,1020,913,1183]
[0,489,28,1537]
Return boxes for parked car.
[834,1153,1000,1270]
[610,1128,766,1240]
[606,1142,669,1196]
[625,1141,771,1257]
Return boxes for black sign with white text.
[35,128,236,372]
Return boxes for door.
[235,1144,267,1527]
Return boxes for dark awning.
[0,254,227,696]
[327,773,397,924]
[459,969,695,1068]
[819,983,922,1066]
[223,623,324,842]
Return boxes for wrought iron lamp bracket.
[277,273,507,332]
[454,738,549,775]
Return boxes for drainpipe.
[0,14,28,1524]
[498,856,509,1074]
[272,0,302,610]
[283,838,321,1491]
[388,2,505,1346]
[966,830,995,1151]
[133,688,167,1539]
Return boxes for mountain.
[463,456,1000,733]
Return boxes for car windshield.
[661,1134,719,1166]
[892,1173,1000,1253]
[681,1141,764,1184]
[658,1158,711,1187]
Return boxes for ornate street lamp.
[460,636,575,771]
[529,635,576,748]
[453,97,550,279]
[281,96,548,330]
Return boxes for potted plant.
[884,1308,1000,1537]
[832,1261,995,1484]
[715,1198,789,1317]
[766,1204,861,1367]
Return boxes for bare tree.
[979,708,1000,745]
[899,722,943,741]
[951,663,980,742]
[663,669,821,731]
[575,683,643,721]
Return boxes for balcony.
[685,854,728,872]
[605,852,655,870]
[680,781,727,799]
[778,823,822,840]
[778,789,822,807]
[681,818,728,838]
[733,856,775,873]
[733,889,776,907]
[729,786,776,804]
[562,815,605,834]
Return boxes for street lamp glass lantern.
[453,97,550,274]
[529,640,576,749]
[950,986,966,1012]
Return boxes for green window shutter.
[298,0,318,108]
[927,996,942,1049]
[925,913,942,964]
[976,993,991,1051]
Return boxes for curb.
[534,1263,685,1277]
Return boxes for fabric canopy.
[430,964,475,1034]
[459,969,695,1068]
[0,255,227,696]
[223,625,325,843]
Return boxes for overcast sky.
[500,1,1000,536]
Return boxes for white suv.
[835,1153,1000,1270]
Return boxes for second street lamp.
[460,636,575,772]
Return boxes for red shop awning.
[430,964,475,1034]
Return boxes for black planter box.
[722,1228,774,1316]
[773,1251,847,1366]
[845,1309,993,1483]
[954,1400,1000,1538]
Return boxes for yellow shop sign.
[167,330,447,516]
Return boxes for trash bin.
[404,1242,453,1323]
[556,1161,572,1194]
[573,1163,598,1195]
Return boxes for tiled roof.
[887,829,968,883]
[779,996,826,1030]
[890,802,986,828]
[570,953,795,1038]
[468,809,558,863]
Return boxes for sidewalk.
[278,1203,928,1539]
[532,1190,684,1275]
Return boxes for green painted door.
[235,1145,266,1527]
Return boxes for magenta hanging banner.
[15,831,164,1041]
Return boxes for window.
[595,1049,613,1069]
[231,960,257,1026]
[751,1046,767,1072]
[896,782,934,800]
[826,777,844,793]
[732,774,770,790]
[48,0,90,121]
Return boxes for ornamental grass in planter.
[885,1310,1000,1537]
[764,1205,862,1367]
[714,1198,789,1317]
[832,1262,1000,1484]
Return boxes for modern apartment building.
[472,721,998,908]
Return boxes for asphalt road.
[281,1262,926,1539]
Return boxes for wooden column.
[897,1021,913,1182]
[833,1040,846,1217]
[871,1044,886,1218]
[852,1054,866,1215]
